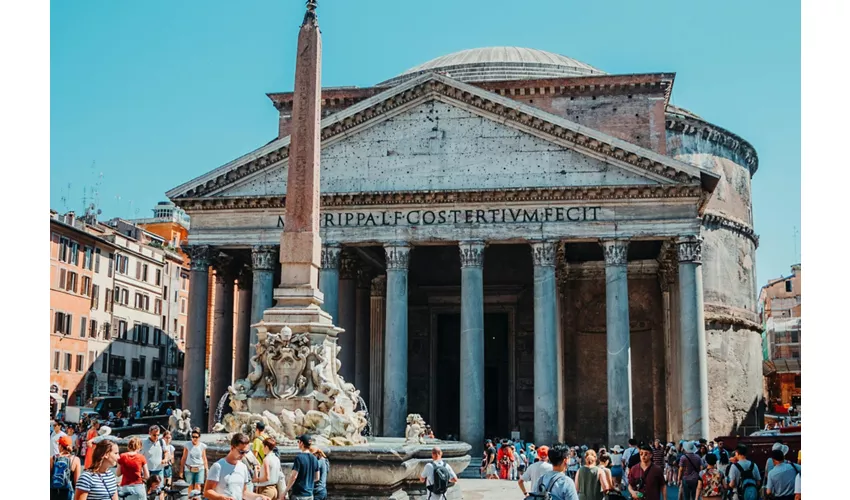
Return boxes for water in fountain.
[355,394,372,437]
[214,392,230,426]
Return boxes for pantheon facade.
[167,47,762,447]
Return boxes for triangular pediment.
[167,73,718,200]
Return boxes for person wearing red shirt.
[117,436,150,500]
[628,445,667,500]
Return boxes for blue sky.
[50,0,800,286]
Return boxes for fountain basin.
[117,435,471,500]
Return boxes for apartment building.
[758,264,802,409]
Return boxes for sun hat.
[683,441,698,454]
[611,445,624,453]
[98,426,112,436]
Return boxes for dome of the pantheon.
[377,46,606,87]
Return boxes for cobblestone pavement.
[457,478,682,499]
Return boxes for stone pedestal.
[602,239,633,447]
[677,236,709,440]
[183,245,211,431]
[459,240,485,458]
[383,244,411,437]
[531,240,559,446]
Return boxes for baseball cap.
[536,445,549,459]
[58,436,72,448]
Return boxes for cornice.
[665,112,759,176]
[171,74,711,200]
[173,184,702,212]
[704,303,760,331]
[479,73,674,101]
[701,212,759,248]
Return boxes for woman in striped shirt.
[75,440,119,500]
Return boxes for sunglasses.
[191,435,200,438]
[238,449,249,455]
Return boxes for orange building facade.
[759,264,802,409]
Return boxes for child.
[146,474,163,500]
[695,454,726,500]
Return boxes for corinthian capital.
[251,245,277,271]
[677,236,703,264]
[184,245,212,271]
[384,243,411,270]
[601,239,629,266]
[321,244,341,270]
[371,275,387,297]
[459,240,485,268]
[530,240,557,267]
[339,253,358,279]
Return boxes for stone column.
[369,275,387,436]
[250,246,276,365]
[318,244,341,321]
[183,245,211,431]
[208,255,235,431]
[233,267,252,381]
[677,236,709,440]
[531,240,559,446]
[459,240,485,458]
[602,239,632,447]
[355,269,372,404]
[337,254,358,384]
[383,243,411,437]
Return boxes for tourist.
[145,475,163,500]
[419,446,458,500]
[141,425,165,479]
[765,448,799,500]
[204,432,271,500]
[518,444,529,474]
[85,426,118,471]
[75,440,120,500]
[794,470,800,500]
[67,425,79,454]
[678,441,703,500]
[526,443,538,465]
[312,446,330,500]
[622,439,639,485]
[81,421,100,462]
[627,445,666,500]
[251,422,269,465]
[497,440,512,479]
[180,427,208,496]
[764,442,788,478]
[608,445,624,489]
[117,436,149,500]
[509,443,520,480]
[532,444,579,500]
[695,453,726,500]
[567,447,581,480]
[574,449,604,500]
[665,443,678,486]
[53,422,68,457]
[711,438,730,474]
[727,444,761,500]
[596,452,617,498]
[51,435,81,500]
[254,437,282,499]
[241,440,261,492]
[284,434,320,500]
[651,440,666,471]
[425,425,435,439]
[160,431,175,488]
[484,440,498,479]
[519,445,552,496]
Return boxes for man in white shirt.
[420,446,458,500]
[204,433,271,500]
[519,445,553,496]
[50,422,67,456]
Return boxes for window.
[91,284,100,310]
[101,353,109,373]
[135,293,144,310]
[173,318,178,334]
[179,325,185,341]
[180,298,186,314]
[152,359,162,380]
[110,356,126,376]
[89,319,98,338]
[89,351,96,371]
[131,358,140,378]
[142,264,149,282]
[103,322,111,340]
[105,288,112,312]
[121,288,129,305]
[63,352,72,371]
[153,328,163,346]
[132,323,140,343]
[70,242,79,266]
[144,295,150,311]
[53,351,60,370]
[785,280,793,292]
[53,311,72,335]
[67,271,78,293]
[79,316,87,338]
[136,261,142,280]
[116,255,128,275]
[59,237,71,262]
[118,320,128,340]
[155,268,162,286]
[81,276,91,297]
[95,248,101,273]
[76,354,84,372]
[139,356,146,378]
[163,285,168,300]
[84,247,93,270]
[107,254,113,278]
[154,299,162,315]
[59,268,66,289]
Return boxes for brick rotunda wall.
[666,110,763,436]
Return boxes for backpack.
[51,455,73,490]
[528,473,565,500]
[733,462,759,500]
[627,449,641,468]
[700,469,725,497]
[427,461,451,497]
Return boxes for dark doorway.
[434,312,510,440]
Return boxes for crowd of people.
[49,419,330,500]
[479,436,801,500]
